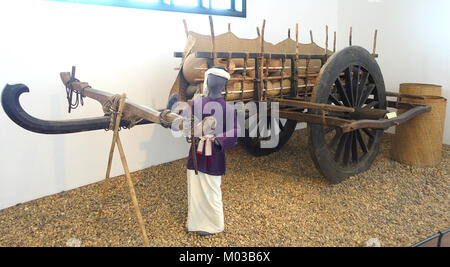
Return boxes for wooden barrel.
[182,55,236,84]
[224,78,289,100]
[400,83,442,97]
[182,54,207,84]
[268,79,291,97]
[391,92,447,167]
[224,77,255,101]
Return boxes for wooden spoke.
[271,118,283,136]
[365,99,379,109]
[278,120,285,132]
[351,132,359,163]
[335,79,351,107]
[343,132,352,166]
[329,93,342,106]
[356,130,368,154]
[359,84,376,107]
[362,128,375,140]
[344,67,354,106]
[335,133,349,162]
[357,71,370,106]
[352,66,360,105]
[330,132,342,149]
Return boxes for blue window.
[51,0,247,17]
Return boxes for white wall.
[337,0,450,143]
[0,0,338,210]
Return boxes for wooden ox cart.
[1,19,431,184]
[169,19,431,183]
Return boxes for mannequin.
[163,66,240,236]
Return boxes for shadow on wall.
[138,96,189,168]
[51,94,67,191]
[139,125,189,168]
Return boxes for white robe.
[186,169,224,234]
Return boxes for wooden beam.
[272,98,355,113]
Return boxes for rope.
[65,77,85,113]
[102,94,143,130]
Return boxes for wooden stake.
[97,94,150,247]
[288,28,291,39]
[310,30,314,43]
[333,31,337,53]
[183,19,189,38]
[209,16,216,64]
[373,29,378,55]
[97,94,127,222]
[228,23,231,32]
[189,100,198,175]
[349,26,353,46]
[260,20,266,54]
[296,24,299,56]
[325,25,329,55]
[295,24,300,98]
[116,134,150,247]
[260,20,266,102]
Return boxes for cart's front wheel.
[309,46,386,183]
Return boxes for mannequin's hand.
[181,117,199,137]
[181,116,216,138]
[214,139,221,149]
[202,116,216,136]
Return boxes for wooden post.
[183,19,189,38]
[116,134,150,247]
[288,28,291,39]
[373,29,378,55]
[295,24,299,97]
[97,94,150,247]
[325,25,329,57]
[333,31,337,53]
[310,30,314,43]
[256,26,260,37]
[209,16,216,65]
[189,100,199,175]
[296,24,299,55]
[97,94,126,222]
[228,23,231,32]
[349,26,353,46]
[259,19,266,101]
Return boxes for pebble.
[0,130,448,247]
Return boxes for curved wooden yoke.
[60,72,215,134]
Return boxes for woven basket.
[391,84,447,167]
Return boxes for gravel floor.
[0,129,448,247]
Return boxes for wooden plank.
[272,98,355,113]
[279,110,353,127]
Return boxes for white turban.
[202,67,231,96]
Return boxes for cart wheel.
[240,113,297,157]
[309,46,386,183]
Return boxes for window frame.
[50,0,247,18]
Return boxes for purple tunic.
[184,96,240,176]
